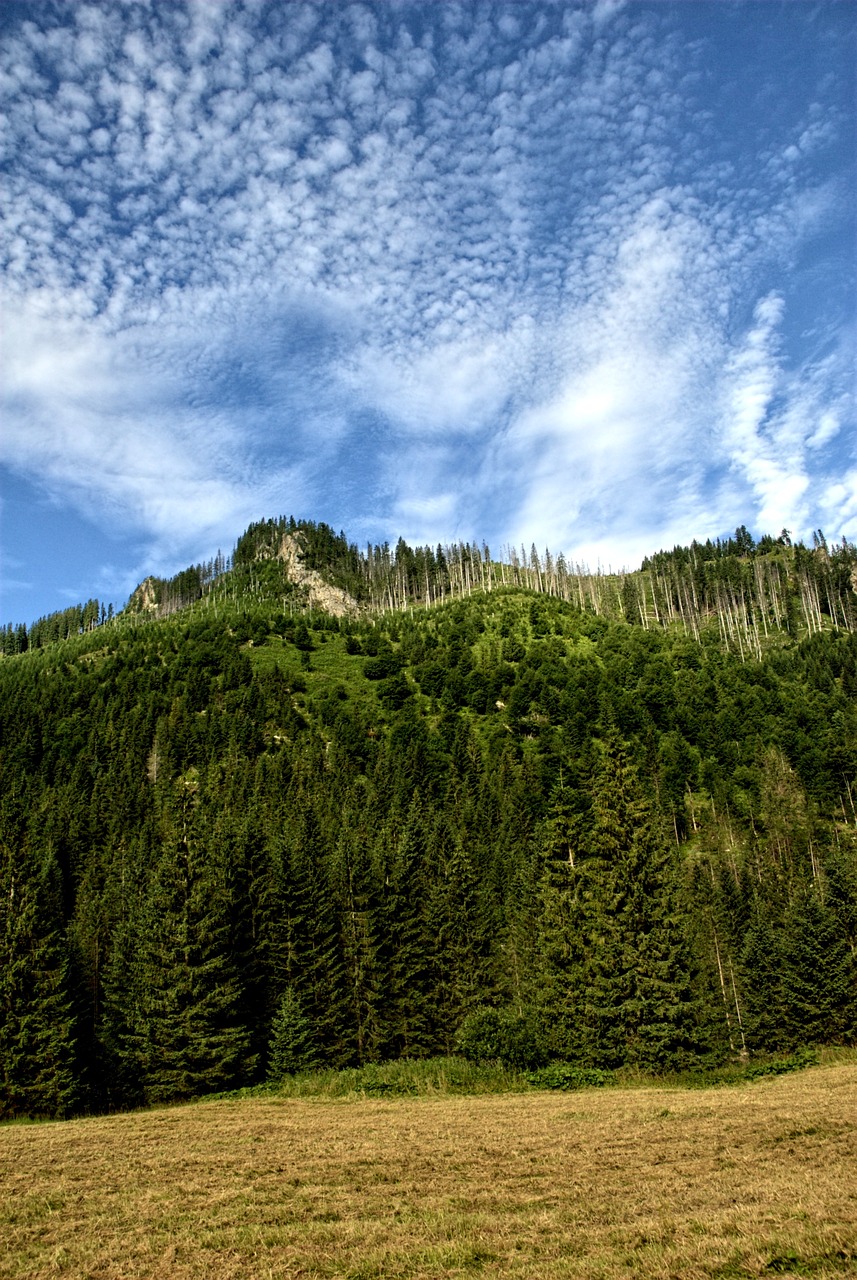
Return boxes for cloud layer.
[1,0,854,611]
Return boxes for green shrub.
[454,1007,548,1071]
[744,1048,818,1081]
[526,1063,609,1090]
[271,1056,529,1099]
[363,651,402,679]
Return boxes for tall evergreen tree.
[99,900,146,1110]
[424,832,495,1050]
[275,794,351,1065]
[0,843,81,1119]
[134,784,254,1104]
[267,985,320,1079]
[95,822,155,1111]
[329,822,378,1065]
[209,757,280,1072]
[584,739,703,1070]
[780,887,856,1048]
[740,905,786,1054]
[371,792,435,1058]
[526,783,590,1062]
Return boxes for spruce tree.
[99,906,146,1109]
[134,783,254,1104]
[210,760,279,1073]
[424,833,495,1050]
[584,739,702,1070]
[274,795,351,1066]
[268,986,320,1079]
[780,887,856,1048]
[0,843,81,1119]
[372,792,435,1058]
[740,906,786,1054]
[527,784,590,1062]
[329,823,378,1065]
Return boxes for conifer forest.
[1,518,856,1119]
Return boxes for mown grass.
[1,1059,855,1279]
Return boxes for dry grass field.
[1,1063,855,1280]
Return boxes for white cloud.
[807,411,840,450]
[495,198,727,552]
[0,0,853,611]
[1,292,307,550]
[346,321,535,437]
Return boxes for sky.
[1,0,855,625]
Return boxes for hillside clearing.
[1,1064,855,1279]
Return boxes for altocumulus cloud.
[0,0,854,615]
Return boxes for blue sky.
[1,0,854,624]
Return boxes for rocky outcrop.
[279,533,361,617]
[128,577,159,613]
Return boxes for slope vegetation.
[0,519,855,1118]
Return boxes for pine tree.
[371,792,435,1059]
[268,986,320,1079]
[274,795,352,1066]
[99,904,146,1110]
[526,783,590,1062]
[0,843,81,1119]
[780,887,856,1048]
[740,906,786,1054]
[424,832,495,1051]
[211,758,279,1073]
[329,823,378,1065]
[134,784,254,1104]
[93,825,154,1110]
[584,739,702,1070]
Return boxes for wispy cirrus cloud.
[0,1,853,617]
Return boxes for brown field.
[1,1064,855,1280]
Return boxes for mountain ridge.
[3,516,856,657]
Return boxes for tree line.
[178,516,857,648]
[4,518,855,659]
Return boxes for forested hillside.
[1,519,856,1118]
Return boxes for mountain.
[1,517,855,1118]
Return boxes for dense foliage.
[1,521,856,1117]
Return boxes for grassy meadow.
[1,1060,855,1279]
